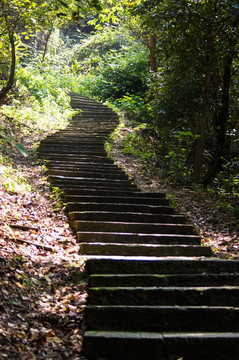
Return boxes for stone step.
[83,331,239,360]
[49,163,121,170]
[38,146,105,153]
[64,195,170,205]
[38,140,105,146]
[46,160,115,168]
[64,189,166,197]
[39,149,107,156]
[45,132,108,137]
[66,203,173,214]
[77,232,201,245]
[89,273,239,287]
[40,154,115,163]
[49,177,137,189]
[74,112,118,118]
[80,243,211,257]
[85,305,239,331]
[48,169,129,180]
[62,184,137,191]
[45,132,110,138]
[85,258,239,275]
[72,220,197,235]
[40,138,104,143]
[73,104,116,110]
[69,211,186,224]
[87,287,238,306]
[46,163,125,171]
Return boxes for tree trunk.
[193,69,211,183]
[149,35,158,72]
[0,31,16,107]
[203,54,233,186]
[42,25,53,62]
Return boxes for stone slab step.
[61,184,137,191]
[49,164,121,171]
[38,147,106,154]
[72,220,198,235]
[64,195,170,205]
[77,232,201,245]
[89,273,239,287]
[47,162,117,169]
[74,113,118,118]
[39,150,107,156]
[69,211,186,224]
[83,331,239,360]
[49,176,135,188]
[85,305,239,331]
[80,243,211,257]
[38,141,105,147]
[87,287,238,306]
[85,257,239,275]
[64,190,166,198]
[39,154,115,163]
[40,138,104,143]
[47,165,125,173]
[48,170,129,180]
[66,203,173,214]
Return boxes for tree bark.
[0,30,16,107]
[149,35,158,72]
[203,53,233,186]
[193,69,211,183]
[42,25,53,62]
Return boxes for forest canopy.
[0,0,238,195]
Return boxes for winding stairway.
[38,93,239,360]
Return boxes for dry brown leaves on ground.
[0,157,87,360]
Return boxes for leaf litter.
[0,155,87,359]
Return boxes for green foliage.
[118,94,152,123]
[70,25,150,103]
[164,131,200,184]
[110,122,158,165]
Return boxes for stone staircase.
[38,93,239,360]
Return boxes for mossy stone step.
[83,331,239,360]
[85,305,239,332]
[80,243,211,257]
[89,273,239,287]
[87,287,238,306]
[77,232,201,245]
[72,220,198,235]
